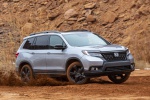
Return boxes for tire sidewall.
[108,73,131,84]
[20,64,34,82]
[67,62,89,84]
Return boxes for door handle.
[31,52,35,54]
[47,52,51,54]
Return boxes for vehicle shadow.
[89,77,113,84]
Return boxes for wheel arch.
[19,61,33,74]
[65,57,83,72]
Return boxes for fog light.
[90,67,100,71]
[91,67,95,71]
[131,63,135,70]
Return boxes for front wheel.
[67,62,89,84]
[108,73,131,84]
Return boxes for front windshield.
[63,33,109,47]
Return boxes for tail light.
[16,53,19,58]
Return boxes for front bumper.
[84,61,135,77]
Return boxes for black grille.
[105,66,131,71]
[101,52,127,61]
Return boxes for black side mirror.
[54,44,66,50]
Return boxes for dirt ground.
[0,70,150,100]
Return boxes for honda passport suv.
[16,30,135,84]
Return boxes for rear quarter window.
[23,38,35,49]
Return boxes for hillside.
[0,0,150,70]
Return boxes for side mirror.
[54,44,66,50]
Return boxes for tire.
[67,62,89,84]
[20,64,34,83]
[108,73,131,84]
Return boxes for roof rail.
[30,30,60,36]
[63,29,90,32]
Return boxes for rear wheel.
[67,62,89,84]
[108,73,130,84]
[20,64,34,83]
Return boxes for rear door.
[31,35,50,73]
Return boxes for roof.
[23,30,91,39]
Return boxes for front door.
[46,35,66,74]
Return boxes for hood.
[75,44,127,52]
[92,44,126,52]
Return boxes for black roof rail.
[30,30,60,36]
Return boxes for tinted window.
[35,36,49,49]
[50,35,65,48]
[23,38,35,49]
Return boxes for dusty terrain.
[0,0,150,69]
[0,70,149,100]
[0,0,150,99]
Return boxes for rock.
[138,5,149,15]
[13,0,20,2]
[67,21,75,25]
[82,10,87,14]
[83,22,88,26]
[0,22,4,27]
[56,21,64,28]
[78,17,86,22]
[71,2,79,7]
[64,9,78,19]
[85,10,92,16]
[65,0,69,3]
[86,15,96,22]
[21,23,33,34]
[84,3,96,9]
[103,0,109,3]
[0,19,4,27]
[68,18,77,21]
[48,12,60,20]
[2,3,8,8]
[0,30,4,34]
[93,10,100,15]
[101,11,117,24]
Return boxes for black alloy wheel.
[20,64,33,83]
[67,62,89,84]
[108,73,130,84]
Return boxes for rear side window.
[23,38,35,49]
[34,35,49,49]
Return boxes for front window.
[63,33,109,47]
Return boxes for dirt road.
[0,70,150,100]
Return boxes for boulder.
[84,3,96,9]
[86,15,96,22]
[48,12,60,20]
[101,11,117,24]
[64,9,78,19]
[21,23,33,34]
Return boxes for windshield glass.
[63,33,109,47]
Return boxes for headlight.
[82,50,102,57]
[126,49,131,55]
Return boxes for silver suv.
[16,30,135,84]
